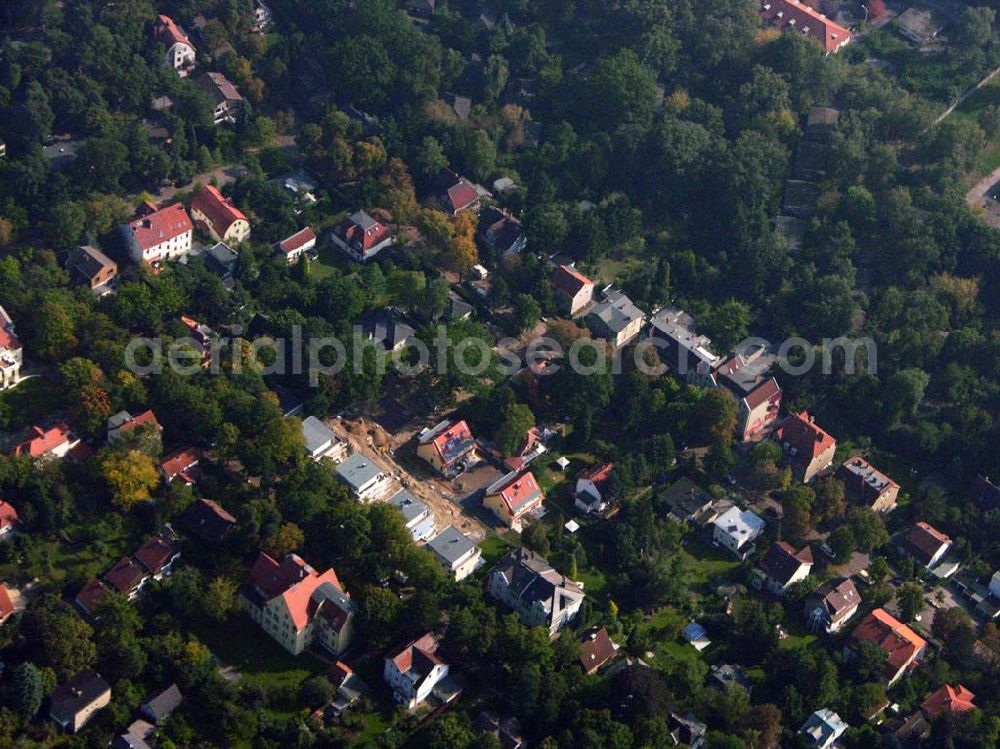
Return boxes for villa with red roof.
[124,201,193,265]
[277,227,317,264]
[760,0,852,54]
[383,633,449,708]
[0,500,18,539]
[191,185,250,244]
[753,541,814,596]
[160,448,201,486]
[483,470,544,530]
[434,169,487,214]
[0,305,22,390]
[330,211,393,262]
[921,684,976,719]
[107,409,162,443]
[552,264,596,316]
[848,608,927,685]
[240,552,355,656]
[775,411,837,483]
[0,584,19,626]
[154,14,196,76]
[574,461,614,514]
[13,423,80,460]
[417,419,476,477]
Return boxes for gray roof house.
[204,242,239,282]
[487,548,585,636]
[388,490,436,543]
[335,452,392,501]
[49,671,111,733]
[587,287,645,347]
[799,708,849,749]
[357,310,416,352]
[427,526,482,581]
[302,416,348,462]
[141,683,182,724]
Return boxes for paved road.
[154,164,249,202]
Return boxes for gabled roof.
[333,211,390,255]
[50,672,111,716]
[743,377,781,410]
[921,684,976,719]
[196,72,243,104]
[192,185,247,237]
[0,305,20,352]
[128,202,192,252]
[0,585,14,620]
[0,500,18,530]
[901,522,952,566]
[419,420,475,466]
[389,633,444,677]
[156,15,194,49]
[68,244,116,282]
[486,471,543,517]
[851,608,927,677]
[108,409,161,437]
[105,556,148,594]
[182,498,236,541]
[75,580,109,615]
[552,264,595,297]
[14,423,74,457]
[757,541,813,586]
[278,227,316,254]
[811,576,860,619]
[246,552,350,631]
[579,627,618,672]
[761,0,851,54]
[134,537,178,575]
[578,461,614,484]
[776,411,836,461]
[160,447,200,481]
[837,456,899,499]
[142,684,182,723]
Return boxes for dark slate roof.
[141,683,182,723]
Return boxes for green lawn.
[778,619,820,651]
[0,527,134,590]
[479,534,514,565]
[679,539,742,590]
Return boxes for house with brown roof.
[805,577,861,634]
[0,305,21,391]
[434,169,488,214]
[848,608,927,685]
[753,542,814,596]
[0,500,18,540]
[67,244,117,292]
[921,684,976,719]
[775,411,837,483]
[160,448,200,485]
[578,626,618,674]
[74,580,110,620]
[134,536,181,581]
[711,347,783,442]
[155,15,196,76]
[760,0,851,54]
[330,211,393,261]
[383,633,450,709]
[836,456,899,513]
[240,552,355,656]
[897,522,952,570]
[552,264,595,317]
[483,470,544,530]
[105,557,150,599]
[277,227,317,264]
[416,419,476,477]
[123,201,193,265]
[477,206,526,258]
[0,584,24,626]
[191,185,250,244]
[181,498,236,543]
[13,423,80,460]
[107,409,162,444]
[488,548,585,636]
[195,72,244,125]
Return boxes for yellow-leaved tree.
[97,448,160,510]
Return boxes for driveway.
[155,164,249,202]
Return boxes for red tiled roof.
[134,537,177,575]
[445,180,479,213]
[192,185,247,239]
[160,448,200,481]
[0,305,20,352]
[278,227,316,254]
[14,423,73,457]
[115,409,161,435]
[156,14,194,49]
[0,585,13,620]
[74,580,109,615]
[552,264,595,297]
[0,500,18,531]
[329,661,353,687]
[852,608,927,677]
[490,471,543,517]
[247,552,347,631]
[391,633,443,674]
[760,0,852,54]
[424,420,475,466]
[776,411,835,461]
[104,556,147,594]
[921,684,976,719]
[129,202,193,252]
[579,461,614,484]
[334,212,390,255]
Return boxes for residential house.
[191,185,250,244]
[335,453,393,501]
[663,477,714,524]
[502,427,546,473]
[388,489,436,543]
[477,206,526,258]
[195,72,244,125]
[113,720,155,749]
[897,522,952,570]
[124,201,193,265]
[848,608,927,685]
[805,577,861,634]
[710,663,753,692]
[487,548,585,635]
[806,106,840,142]
[881,711,931,746]
[836,456,900,513]
[753,541,814,596]
[552,264,595,317]
[357,309,416,352]
[712,506,765,560]
[276,227,317,263]
[775,411,837,483]
[760,0,852,54]
[587,287,645,347]
[331,211,393,261]
[134,536,181,582]
[179,315,215,361]
[384,633,450,708]
[181,498,236,543]
[240,551,355,656]
[713,347,783,441]
[799,709,849,749]
[323,661,368,716]
[896,6,943,44]
[204,242,239,282]
[447,93,472,120]
[0,500,18,540]
[67,244,117,291]
[0,584,19,626]
[646,307,719,380]
[49,672,111,733]
[921,684,976,720]
[483,470,544,530]
[574,461,614,514]
[253,0,273,31]
[104,557,148,599]
[427,526,482,581]
[0,305,21,390]
[417,420,476,477]
[160,448,200,485]
[155,15,196,76]
[107,409,162,444]
[278,171,319,206]
[578,627,618,674]
[474,712,525,749]
[435,169,488,214]
[141,684,182,724]
[74,580,110,620]
[13,423,80,460]
[669,713,707,749]
[683,622,711,651]
[302,416,348,462]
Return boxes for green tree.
[495,402,536,456]
[897,583,925,623]
[10,662,42,719]
[512,294,542,333]
[202,577,237,622]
